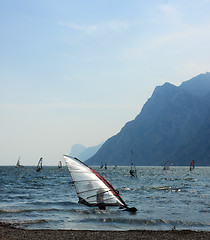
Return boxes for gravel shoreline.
[0,222,209,240]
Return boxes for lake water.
[0,166,209,231]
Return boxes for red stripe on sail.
[90,168,126,206]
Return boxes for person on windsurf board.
[63,155,137,212]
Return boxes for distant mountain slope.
[77,143,103,161]
[69,143,103,161]
[173,92,210,165]
[86,72,210,166]
[180,72,210,97]
[70,144,86,156]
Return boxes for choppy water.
[0,166,209,231]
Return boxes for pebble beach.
[0,222,209,240]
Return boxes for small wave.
[3,219,49,228]
[146,186,171,191]
[120,187,131,191]
[78,217,210,229]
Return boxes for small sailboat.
[129,150,137,177]
[16,157,24,168]
[63,155,137,212]
[36,157,43,172]
[163,160,170,170]
[190,160,195,171]
[58,160,62,168]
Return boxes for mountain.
[180,72,210,97]
[86,72,210,166]
[76,143,103,161]
[69,144,86,157]
[69,143,103,161]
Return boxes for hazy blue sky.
[1,0,210,165]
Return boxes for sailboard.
[58,160,62,168]
[190,160,195,171]
[63,155,137,212]
[129,150,137,177]
[36,157,43,172]
[16,157,24,168]
[163,160,170,170]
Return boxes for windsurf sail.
[163,160,170,170]
[63,155,137,212]
[190,160,195,171]
[130,150,137,177]
[16,157,24,168]
[36,157,43,172]
[58,160,62,168]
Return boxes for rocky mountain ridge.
[86,72,210,166]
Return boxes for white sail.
[63,155,126,209]
[16,157,23,168]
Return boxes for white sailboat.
[63,155,137,212]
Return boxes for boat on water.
[15,157,24,168]
[129,150,137,177]
[63,155,137,212]
[104,161,107,169]
[58,161,62,168]
[163,160,170,170]
[36,157,43,172]
[190,160,195,171]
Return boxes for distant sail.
[36,157,43,172]
[16,157,24,168]
[130,150,137,177]
[190,160,195,171]
[163,160,170,170]
[63,155,137,212]
[58,161,62,168]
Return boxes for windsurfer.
[97,188,106,210]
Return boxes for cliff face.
[86,73,210,166]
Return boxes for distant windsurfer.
[36,157,42,172]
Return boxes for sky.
[1,0,210,165]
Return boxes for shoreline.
[0,222,209,240]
